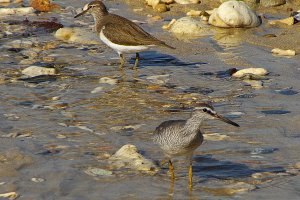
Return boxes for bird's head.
[193,102,239,127]
[74,1,108,18]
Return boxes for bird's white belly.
[100,30,152,54]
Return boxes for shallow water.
[1,0,300,199]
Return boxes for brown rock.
[29,0,61,12]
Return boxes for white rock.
[209,1,261,28]
[0,7,35,16]
[169,17,210,36]
[55,28,101,45]
[3,40,34,49]
[0,0,11,3]
[272,48,296,56]
[175,0,200,4]
[146,74,170,85]
[232,68,268,78]
[22,66,56,77]
[91,86,104,94]
[145,0,160,8]
[108,144,158,173]
[99,77,118,85]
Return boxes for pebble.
[175,0,200,4]
[251,147,278,155]
[146,74,170,85]
[29,0,61,12]
[154,3,168,13]
[31,177,45,182]
[3,40,34,49]
[232,68,268,78]
[99,77,118,85]
[145,0,160,8]
[22,66,57,77]
[203,181,256,196]
[204,133,230,141]
[209,1,261,28]
[91,86,104,94]
[20,49,39,59]
[269,17,294,26]
[55,28,101,45]
[168,17,210,35]
[272,48,296,56]
[0,192,18,199]
[108,144,158,173]
[84,167,113,177]
[0,7,35,15]
[260,0,286,7]
[243,80,263,89]
[294,162,300,169]
[186,10,206,17]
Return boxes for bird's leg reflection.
[119,53,125,69]
[168,159,175,181]
[118,66,126,82]
[188,156,193,191]
[134,52,140,69]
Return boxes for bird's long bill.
[215,113,240,127]
[74,9,88,18]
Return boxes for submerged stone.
[108,144,158,174]
[22,66,57,77]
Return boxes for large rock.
[260,0,286,7]
[167,17,211,37]
[209,1,261,28]
[22,66,57,77]
[55,27,101,44]
[108,144,158,174]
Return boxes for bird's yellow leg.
[168,160,175,181]
[188,164,193,190]
[119,53,125,68]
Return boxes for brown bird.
[74,0,175,68]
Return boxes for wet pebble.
[294,162,300,169]
[154,4,168,13]
[243,80,263,89]
[226,111,245,118]
[204,133,230,141]
[272,48,296,56]
[0,192,18,199]
[203,181,256,196]
[110,124,144,132]
[146,74,170,85]
[108,144,158,173]
[0,7,35,15]
[3,40,34,49]
[91,86,104,94]
[251,147,279,155]
[175,0,200,4]
[84,167,113,177]
[20,49,39,59]
[232,68,268,78]
[167,17,209,35]
[260,0,286,7]
[55,28,101,44]
[31,177,45,183]
[22,66,57,77]
[99,77,118,85]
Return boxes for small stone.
[243,80,263,89]
[175,0,200,4]
[204,133,230,141]
[168,17,210,36]
[99,77,118,85]
[3,40,34,49]
[133,8,144,12]
[91,86,104,94]
[22,66,56,77]
[146,74,170,85]
[20,49,39,59]
[272,48,296,56]
[55,28,101,44]
[294,162,300,169]
[145,0,160,8]
[84,167,113,177]
[232,68,268,78]
[186,10,203,16]
[31,177,45,182]
[269,17,295,26]
[0,7,35,15]
[260,0,286,7]
[29,0,61,12]
[154,3,168,13]
[251,147,278,155]
[0,192,18,199]
[203,181,256,196]
[56,134,67,139]
[108,144,158,173]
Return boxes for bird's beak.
[214,113,240,127]
[74,8,89,18]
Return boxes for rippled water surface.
[1,0,300,199]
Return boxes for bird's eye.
[203,108,207,112]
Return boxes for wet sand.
[1,0,300,199]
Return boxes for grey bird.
[152,103,239,189]
[74,0,174,68]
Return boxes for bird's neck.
[183,114,204,134]
[91,10,108,33]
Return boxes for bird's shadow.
[192,154,285,180]
[129,51,207,67]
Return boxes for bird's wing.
[102,14,174,48]
[154,120,186,135]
